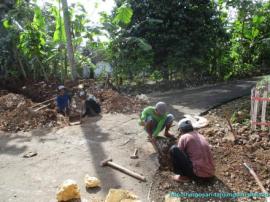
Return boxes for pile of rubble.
[0,93,57,132]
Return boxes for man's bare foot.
[171,175,190,182]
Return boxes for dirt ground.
[1,79,270,202]
[150,97,270,202]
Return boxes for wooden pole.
[261,83,268,131]
[103,160,146,181]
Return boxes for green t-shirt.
[140,106,167,137]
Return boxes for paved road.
[148,78,258,118]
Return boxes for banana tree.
[18,6,49,81]
[61,0,77,80]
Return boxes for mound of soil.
[96,89,147,113]
[0,93,57,132]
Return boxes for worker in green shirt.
[139,102,175,139]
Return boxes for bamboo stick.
[31,97,55,109]
[225,112,237,139]
[34,103,51,112]
[243,163,270,202]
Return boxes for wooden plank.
[253,88,259,130]
[261,83,268,130]
[251,88,255,130]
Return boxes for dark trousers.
[169,145,195,178]
[84,99,101,117]
[169,145,214,183]
[57,107,70,116]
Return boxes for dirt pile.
[96,89,147,113]
[20,80,148,114]
[21,81,58,102]
[0,93,57,132]
[0,80,148,132]
[0,93,27,112]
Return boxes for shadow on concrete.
[0,134,28,155]
[86,187,102,194]
[79,115,122,195]
[0,127,56,156]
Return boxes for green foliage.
[150,70,162,82]
[230,112,238,124]
[51,6,66,43]
[1,0,270,83]
[256,76,270,90]
[33,7,45,30]
[108,0,228,81]
[19,26,45,56]
[2,19,11,29]
[109,36,154,81]
[224,0,270,79]
[113,3,133,25]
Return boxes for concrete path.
[148,78,258,118]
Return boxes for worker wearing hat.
[56,85,71,116]
[78,90,101,118]
[139,102,175,139]
[169,118,215,182]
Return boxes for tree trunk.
[64,48,68,78]
[162,67,169,81]
[13,47,27,79]
[61,0,77,80]
[36,57,48,82]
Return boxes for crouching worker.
[79,91,101,118]
[170,118,215,182]
[56,85,71,116]
[139,102,175,139]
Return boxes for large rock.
[105,189,141,202]
[84,174,101,188]
[56,179,81,202]
[222,132,235,142]
[164,194,181,202]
